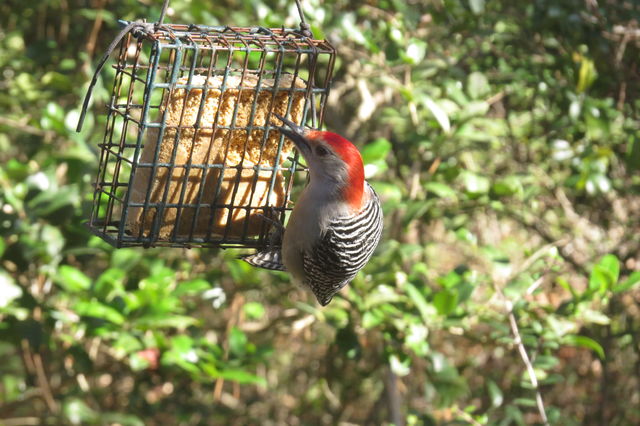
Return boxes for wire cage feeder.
[80,8,336,249]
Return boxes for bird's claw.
[256,206,285,246]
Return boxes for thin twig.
[0,116,56,140]
[386,369,404,426]
[31,347,59,413]
[491,242,555,426]
[85,0,109,62]
[453,405,483,426]
[513,240,564,278]
[503,298,549,426]
[1,418,40,426]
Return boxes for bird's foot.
[256,206,285,246]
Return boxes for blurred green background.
[1,0,640,424]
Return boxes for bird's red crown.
[309,130,365,211]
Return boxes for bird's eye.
[315,145,329,157]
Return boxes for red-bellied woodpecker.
[242,114,383,306]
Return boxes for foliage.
[1,0,640,424]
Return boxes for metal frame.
[87,22,336,248]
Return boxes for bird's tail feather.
[241,249,286,271]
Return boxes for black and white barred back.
[304,183,383,306]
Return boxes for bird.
[242,114,383,306]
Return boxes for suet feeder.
[77,0,336,249]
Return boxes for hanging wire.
[157,0,171,27]
[77,0,170,133]
[294,0,312,37]
[76,20,155,132]
[76,0,312,132]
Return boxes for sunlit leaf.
[403,39,427,64]
[487,380,503,407]
[404,282,435,323]
[614,271,640,294]
[462,171,490,195]
[229,326,248,357]
[243,302,266,320]
[74,300,125,325]
[469,0,486,14]
[564,335,605,359]
[576,55,597,93]
[55,265,91,292]
[0,271,22,308]
[421,96,451,134]
[361,138,392,164]
[389,353,411,376]
[425,182,458,200]
[433,289,459,316]
[64,398,98,425]
[467,71,490,99]
[218,369,267,386]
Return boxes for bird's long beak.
[273,113,311,155]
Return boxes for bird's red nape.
[309,130,365,211]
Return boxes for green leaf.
[111,249,143,271]
[243,302,266,320]
[218,369,267,386]
[129,352,152,371]
[576,55,597,93]
[469,0,486,14]
[578,307,611,325]
[361,138,392,164]
[614,271,640,294]
[169,335,195,354]
[403,39,427,64]
[487,380,503,407]
[112,333,143,358]
[588,254,620,294]
[229,327,248,357]
[421,96,451,134]
[462,171,490,195]
[556,277,578,299]
[133,315,199,330]
[389,353,411,377]
[424,182,457,200]
[0,271,22,308]
[74,300,125,325]
[94,268,126,300]
[437,271,462,289]
[100,413,144,426]
[28,185,80,217]
[55,265,91,292]
[467,71,490,99]
[587,267,608,295]
[173,279,210,296]
[404,282,435,323]
[433,290,459,316]
[599,254,620,284]
[564,335,605,359]
[362,310,384,329]
[371,182,402,204]
[64,398,98,425]
[492,176,522,197]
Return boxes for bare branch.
[504,299,549,426]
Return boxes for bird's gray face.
[273,113,348,186]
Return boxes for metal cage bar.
[87,22,336,249]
